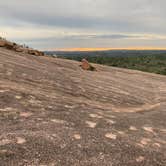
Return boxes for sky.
[0,0,166,50]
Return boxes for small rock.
[81,59,96,71]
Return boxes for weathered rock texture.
[0,47,166,165]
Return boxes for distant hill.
[45,50,166,75]
[45,50,166,58]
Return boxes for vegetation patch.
[59,54,166,75]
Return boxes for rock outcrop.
[27,49,44,56]
[0,44,166,166]
[81,58,96,71]
[0,38,44,56]
[0,40,6,47]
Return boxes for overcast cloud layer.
[0,0,166,50]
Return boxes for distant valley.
[45,50,166,75]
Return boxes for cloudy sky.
[0,0,166,50]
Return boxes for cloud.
[0,0,166,49]
[13,33,165,50]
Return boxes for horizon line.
[48,47,166,52]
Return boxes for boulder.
[28,49,44,56]
[0,40,6,47]
[81,59,91,70]
[0,39,20,51]
[81,59,96,71]
[15,47,24,52]
[4,41,15,50]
